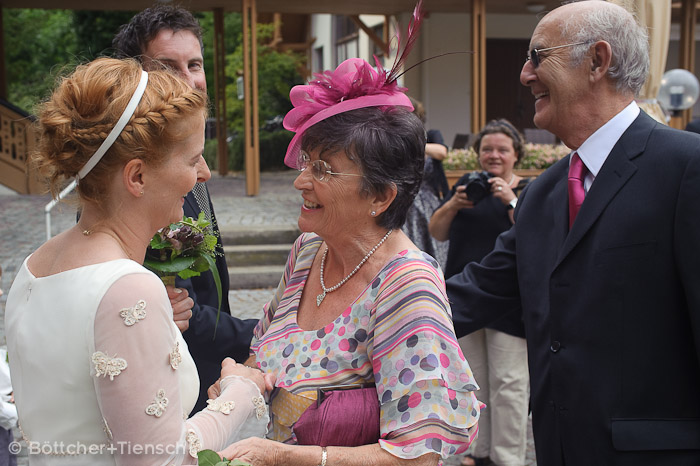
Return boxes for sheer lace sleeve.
[93,271,268,465]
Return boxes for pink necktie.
[568,152,588,229]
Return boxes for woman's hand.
[209,358,274,398]
[429,184,474,241]
[446,185,475,211]
[222,358,266,394]
[489,176,516,205]
[220,441,440,466]
[218,437,284,466]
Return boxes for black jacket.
[448,112,700,466]
[179,187,257,415]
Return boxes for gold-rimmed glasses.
[526,41,591,68]
[297,150,363,182]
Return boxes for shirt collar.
[576,101,640,177]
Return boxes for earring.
[139,191,144,196]
[371,211,376,217]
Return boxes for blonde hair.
[33,57,208,203]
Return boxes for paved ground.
[0,171,302,327]
[0,170,536,465]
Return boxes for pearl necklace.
[317,229,393,307]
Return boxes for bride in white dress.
[4,58,268,465]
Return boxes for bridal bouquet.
[198,450,251,465]
[144,213,223,325]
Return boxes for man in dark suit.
[113,5,257,414]
[685,117,700,134]
[447,2,700,465]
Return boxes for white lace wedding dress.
[5,258,268,465]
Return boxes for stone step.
[220,225,298,288]
[220,224,300,246]
[224,244,292,267]
[228,265,285,289]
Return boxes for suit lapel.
[550,165,570,252]
[555,112,655,268]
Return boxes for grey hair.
[301,107,426,230]
[560,3,649,96]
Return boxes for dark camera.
[457,171,494,204]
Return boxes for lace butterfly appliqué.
[206,398,236,415]
[186,429,202,458]
[92,352,127,381]
[253,395,267,420]
[170,342,182,370]
[145,389,169,418]
[120,300,147,326]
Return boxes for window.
[334,15,359,67]
[370,24,386,60]
[313,46,324,74]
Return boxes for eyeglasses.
[297,150,363,182]
[526,41,591,68]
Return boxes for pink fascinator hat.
[283,0,424,168]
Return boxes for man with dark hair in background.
[113,5,257,414]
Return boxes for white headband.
[77,70,149,179]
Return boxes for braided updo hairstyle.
[34,57,208,203]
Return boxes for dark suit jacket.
[447,112,700,466]
[685,118,700,134]
[179,187,257,414]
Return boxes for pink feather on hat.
[283,0,425,168]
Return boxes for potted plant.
[443,143,571,188]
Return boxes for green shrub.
[203,130,293,172]
[444,143,571,171]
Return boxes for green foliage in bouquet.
[143,213,223,335]
[198,449,251,466]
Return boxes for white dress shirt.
[575,101,640,192]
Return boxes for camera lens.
[464,171,492,204]
[465,180,489,203]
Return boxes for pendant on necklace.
[316,291,326,307]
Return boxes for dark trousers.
[0,428,16,466]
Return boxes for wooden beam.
[268,12,283,48]
[243,0,260,195]
[252,0,260,196]
[679,0,696,127]
[279,38,316,51]
[349,15,389,55]
[383,15,390,45]
[671,2,700,8]
[677,0,697,128]
[470,0,486,133]
[0,9,6,100]
[213,8,228,176]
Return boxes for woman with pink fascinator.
[216,4,482,466]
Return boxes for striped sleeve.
[251,233,322,346]
[369,251,482,459]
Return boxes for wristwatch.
[507,197,518,210]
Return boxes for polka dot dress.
[252,233,482,460]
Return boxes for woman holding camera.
[429,119,531,466]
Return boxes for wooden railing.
[0,100,42,194]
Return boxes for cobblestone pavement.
[0,170,536,465]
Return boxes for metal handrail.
[44,179,77,241]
